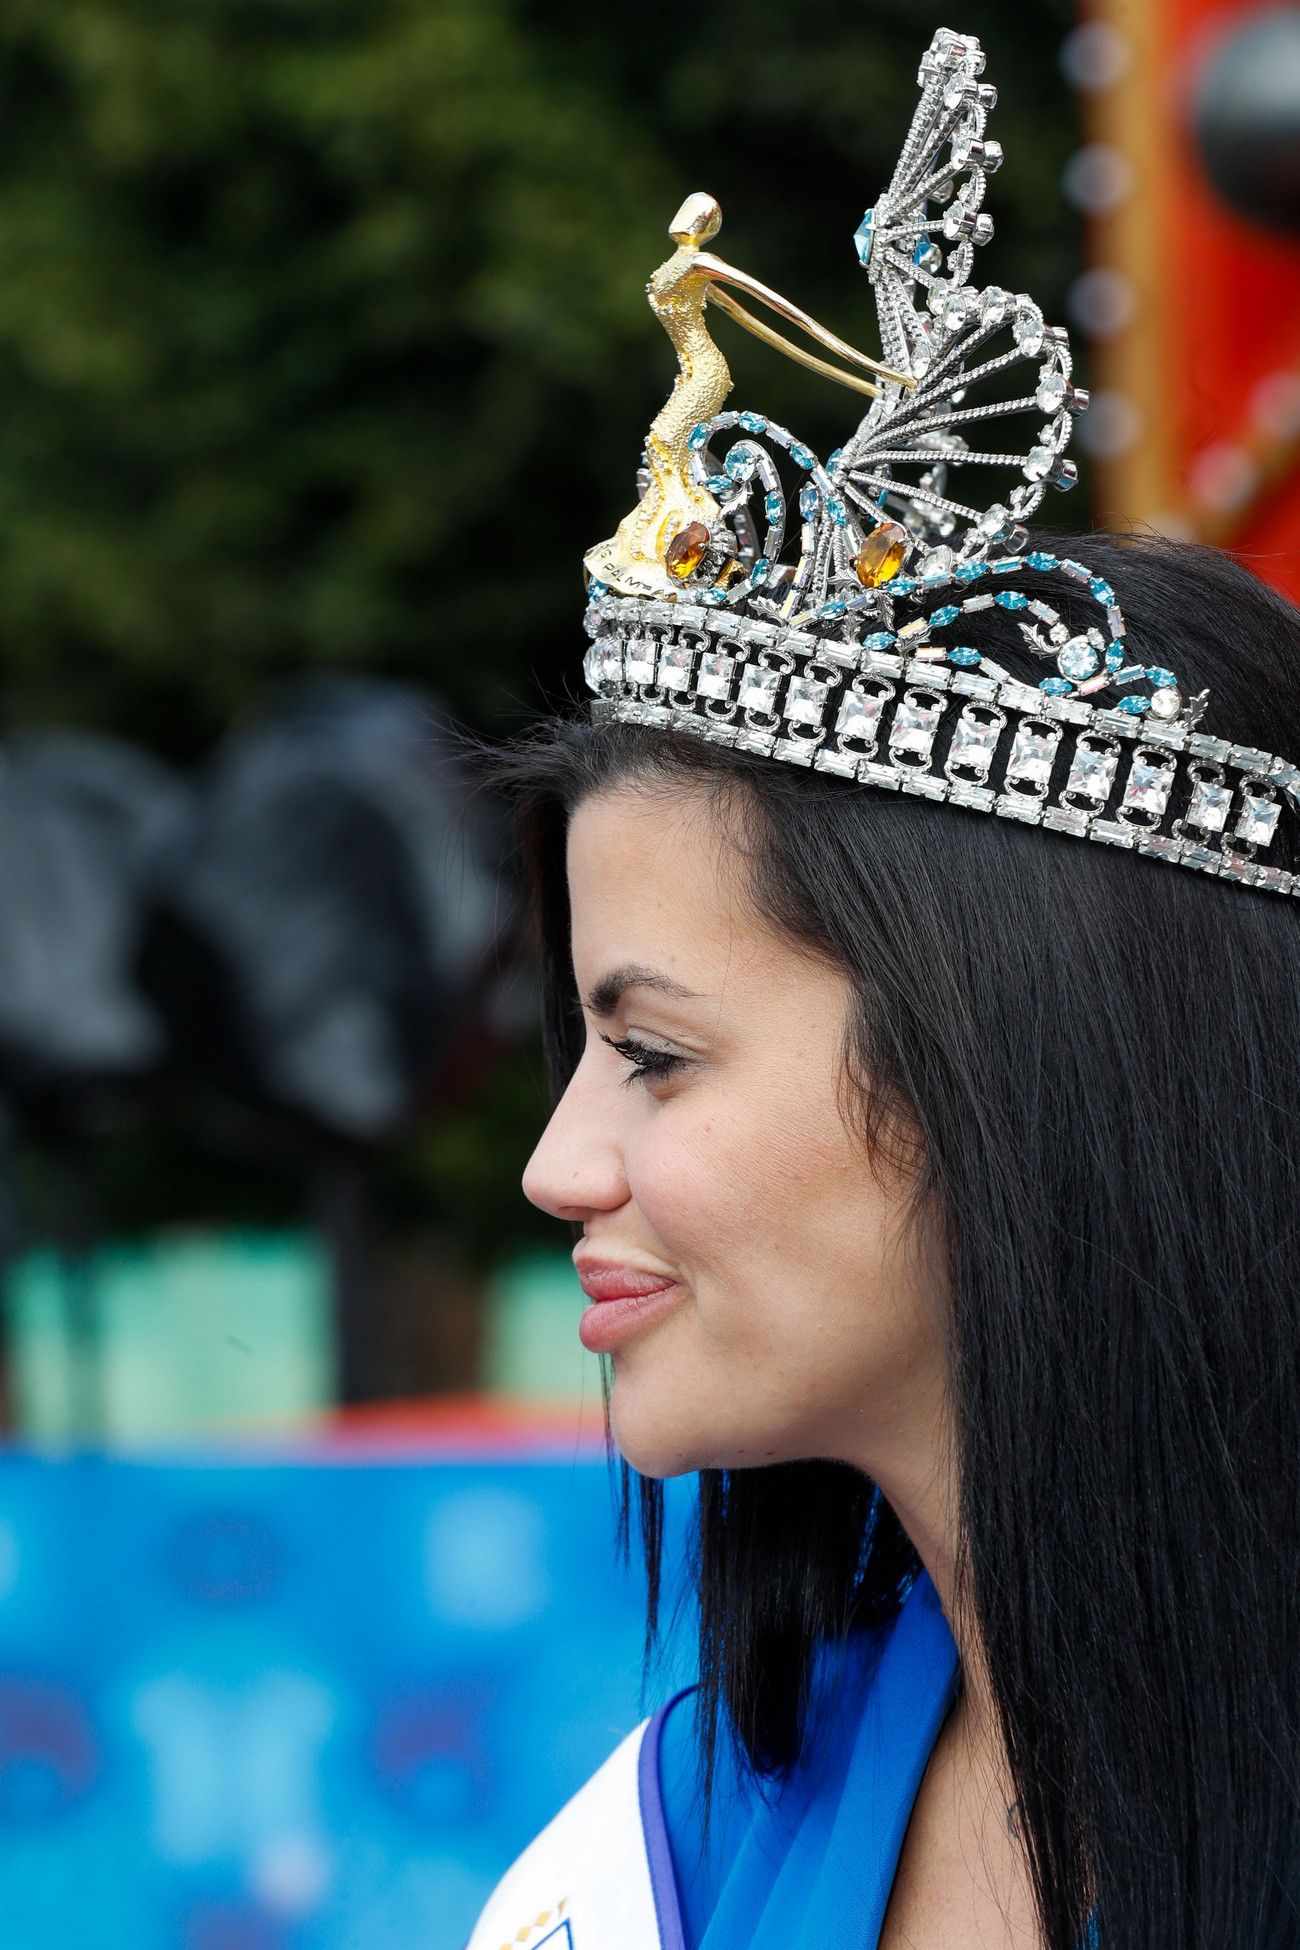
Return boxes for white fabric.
[464,1715,663,1950]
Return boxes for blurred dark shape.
[138,678,514,1400]
[1192,7,1300,235]
[140,677,506,1145]
[0,732,182,1117]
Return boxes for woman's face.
[521,782,948,1481]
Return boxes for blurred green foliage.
[0,1,1087,1339]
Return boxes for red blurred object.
[310,1393,605,1459]
[1086,0,1300,601]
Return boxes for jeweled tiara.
[580,27,1299,898]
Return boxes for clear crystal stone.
[1148,686,1181,721]
[921,546,956,579]
[1186,776,1231,834]
[980,286,1011,327]
[1236,791,1281,849]
[976,503,1010,541]
[943,290,975,332]
[739,665,781,714]
[837,688,885,743]
[1121,754,1172,819]
[890,694,943,760]
[1006,723,1058,788]
[1065,740,1117,802]
[695,652,736,700]
[1013,306,1045,355]
[624,636,656,684]
[1025,443,1055,482]
[1036,369,1067,413]
[583,642,606,690]
[948,709,1000,773]
[658,641,694,691]
[785,674,830,725]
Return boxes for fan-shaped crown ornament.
[581,28,1300,898]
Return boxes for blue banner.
[0,1448,696,1950]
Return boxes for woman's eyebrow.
[583,962,706,1019]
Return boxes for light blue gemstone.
[688,423,710,450]
[1026,552,1059,572]
[1089,578,1116,604]
[738,411,767,434]
[1115,694,1148,714]
[1105,642,1125,670]
[699,587,727,605]
[751,559,772,583]
[864,631,897,649]
[1059,640,1099,679]
[789,442,816,470]
[913,239,929,266]
[991,558,1020,574]
[954,562,986,583]
[828,497,848,527]
[1039,677,1074,695]
[928,605,960,626]
[725,448,752,478]
[1146,666,1177,688]
[994,591,1030,610]
[949,647,982,667]
[854,207,876,266]
[890,578,918,596]
[799,484,819,520]
[826,447,844,470]
[764,491,783,523]
[588,579,608,598]
[820,599,848,617]
[1113,664,1145,686]
[706,474,729,494]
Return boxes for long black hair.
[486,531,1300,1950]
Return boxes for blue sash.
[653,1568,959,1947]
[653,1568,1101,1949]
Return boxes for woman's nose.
[520,1065,631,1222]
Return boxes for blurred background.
[0,0,1295,1944]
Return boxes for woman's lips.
[574,1263,687,1353]
[576,1265,678,1301]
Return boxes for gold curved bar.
[706,289,889,400]
[695,252,916,395]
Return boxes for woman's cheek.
[626,1110,727,1259]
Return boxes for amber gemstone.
[854,520,910,587]
[664,522,711,580]
[715,554,748,588]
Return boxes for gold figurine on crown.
[583,191,914,600]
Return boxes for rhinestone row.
[584,624,1299,898]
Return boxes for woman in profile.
[466,530,1300,1950]
[465,28,1300,1950]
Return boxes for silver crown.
[581,28,1300,898]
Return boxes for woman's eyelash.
[598,1032,687,1086]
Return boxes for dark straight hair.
[485,532,1300,1950]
